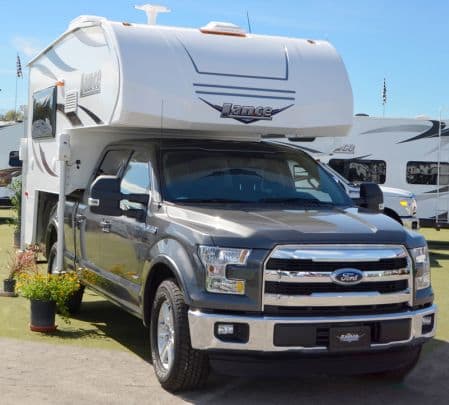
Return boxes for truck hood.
[165,205,422,249]
[379,186,414,199]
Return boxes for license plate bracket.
[329,326,371,352]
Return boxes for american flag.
[382,78,387,105]
[16,54,22,78]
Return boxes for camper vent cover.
[64,91,78,114]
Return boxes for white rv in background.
[0,122,24,205]
[279,116,449,226]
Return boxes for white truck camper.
[0,122,24,205]
[21,12,353,258]
[279,116,449,227]
[19,8,436,391]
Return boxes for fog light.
[422,314,434,335]
[217,324,234,335]
[214,322,249,343]
[422,315,432,326]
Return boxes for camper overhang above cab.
[27,14,353,139]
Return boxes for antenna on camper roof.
[246,11,252,33]
[135,4,171,25]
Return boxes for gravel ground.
[1,337,448,404]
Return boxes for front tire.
[150,279,209,392]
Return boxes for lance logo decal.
[199,98,293,124]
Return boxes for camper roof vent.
[200,21,246,37]
[135,4,171,25]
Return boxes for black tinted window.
[329,159,386,184]
[407,161,449,185]
[162,147,351,206]
[32,87,57,139]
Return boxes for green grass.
[0,208,447,359]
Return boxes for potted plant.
[8,176,22,248]
[2,249,36,295]
[17,271,80,332]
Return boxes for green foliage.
[17,272,80,322]
[2,110,23,121]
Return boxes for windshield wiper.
[173,198,251,203]
[258,197,335,207]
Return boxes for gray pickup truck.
[47,139,435,392]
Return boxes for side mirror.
[88,176,123,216]
[359,183,384,212]
[9,151,22,168]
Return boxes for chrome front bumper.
[402,216,420,230]
[188,305,436,352]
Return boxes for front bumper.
[188,304,436,352]
[402,216,420,230]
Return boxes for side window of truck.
[96,150,132,177]
[120,150,152,211]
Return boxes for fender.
[140,238,202,325]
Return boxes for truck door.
[77,149,132,276]
[97,149,153,310]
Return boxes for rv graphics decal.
[80,70,101,97]
[199,98,293,124]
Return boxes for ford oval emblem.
[331,268,364,285]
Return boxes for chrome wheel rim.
[157,299,175,371]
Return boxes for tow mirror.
[9,151,22,167]
[89,175,123,216]
[359,183,384,212]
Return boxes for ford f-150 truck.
[45,139,435,391]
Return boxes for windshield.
[161,146,352,207]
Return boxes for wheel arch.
[383,207,403,225]
[141,251,193,326]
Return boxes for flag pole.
[14,54,18,121]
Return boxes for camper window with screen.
[406,161,449,185]
[31,87,57,139]
[328,159,386,184]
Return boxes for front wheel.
[150,279,209,392]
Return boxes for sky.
[0,0,448,118]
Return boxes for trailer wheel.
[150,279,209,392]
[47,242,84,314]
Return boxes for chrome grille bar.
[263,244,413,308]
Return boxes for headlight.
[198,246,250,295]
[410,246,431,290]
[400,198,417,216]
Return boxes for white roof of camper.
[30,15,353,138]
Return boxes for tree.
[3,110,23,121]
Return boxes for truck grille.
[265,280,408,295]
[263,245,412,309]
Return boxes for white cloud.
[12,36,43,58]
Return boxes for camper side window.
[329,159,386,184]
[406,161,449,185]
[32,87,57,139]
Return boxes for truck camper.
[278,116,449,227]
[0,122,23,205]
[21,6,435,392]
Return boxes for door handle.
[100,220,111,233]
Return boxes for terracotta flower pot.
[3,278,16,293]
[30,299,57,332]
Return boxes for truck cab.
[50,138,436,391]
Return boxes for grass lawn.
[0,207,447,360]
